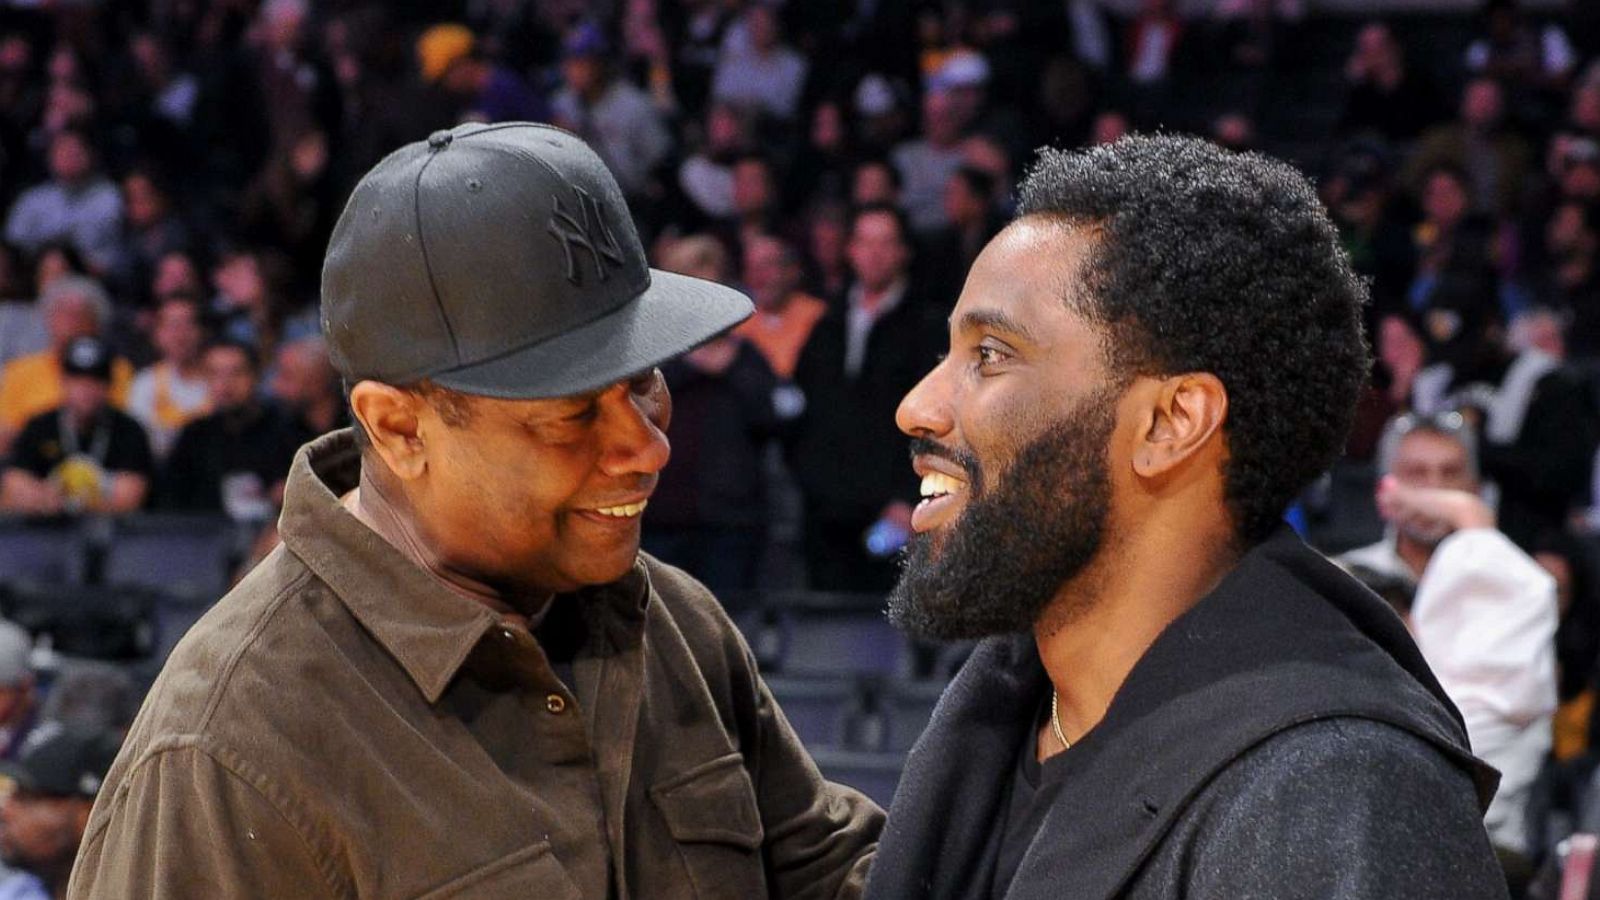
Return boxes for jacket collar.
[277,430,650,704]
[868,528,1496,900]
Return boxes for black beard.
[887,395,1117,640]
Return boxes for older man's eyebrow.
[954,308,1038,344]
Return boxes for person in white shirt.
[1339,411,1558,859]
[3,129,122,274]
[124,294,209,459]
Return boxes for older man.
[68,123,880,899]
[868,135,1505,899]
[0,276,132,452]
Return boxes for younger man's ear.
[1131,372,1227,479]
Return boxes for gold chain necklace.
[1050,688,1071,750]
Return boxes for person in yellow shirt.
[0,274,131,454]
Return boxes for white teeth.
[593,500,649,518]
[919,472,966,499]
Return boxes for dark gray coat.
[865,529,1509,900]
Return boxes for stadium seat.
[766,675,858,750]
[0,518,86,585]
[1,582,155,661]
[101,513,237,600]
[810,748,905,809]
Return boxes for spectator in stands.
[676,102,753,223]
[790,205,943,592]
[1406,165,1503,315]
[850,157,903,209]
[893,89,965,235]
[646,235,779,591]
[1465,0,1576,93]
[0,725,120,900]
[711,4,807,123]
[1405,77,1531,218]
[0,622,36,762]
[1345,416,1558,867]
[551,22,672,201]
[1526,198,1600,360]
[269,335,343,447]
[0,276,131,453]
[802,200,851,300]
[791,99,854,209]
[721,153,783,257]
[108,168,189,308]
[1,336,152,516]
[158,339,298,521]
[736,233,828,382]
[919,165,1002,302]
[1338,21,1442,142]
[414,23,545,124]
[3,130,121,275]
[124,294,209,459]
[1412,276,1600,548]
[246,0,340,157]
[238,129,339,288]
[208,246,316,362]
[1323,144,1415,315]
[1127,0,1184,86]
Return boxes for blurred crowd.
[1,0,1600,895]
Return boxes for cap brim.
[430,269,754,400]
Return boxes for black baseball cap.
[321,122,753,399]
[60,335,112,382]
[0,723,119,799]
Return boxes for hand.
[1376,476,1494,539]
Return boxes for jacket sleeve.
[68,743,344,900]
[1176,718,1508,900]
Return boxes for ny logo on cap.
[548,186,624,285]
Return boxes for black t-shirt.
[990,691,1061,898]
[7,406,155,481]
[158,403,300,513]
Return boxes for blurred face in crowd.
[0,787,90,877]
[354,370,672,597]
[204,345,259,413]
[731,158,774,218]
[270,341,336,410]
[122,173,167,230]
[33,247,77,296]
[48,132,92,186]
[1571,85,1600,133]
[706,104,744,155]
[153,298,204,367]
[847,209,911,293]
[1388,427,1478,546]
[562,56,605,97]
[890,220,1122,638]
[1547,202,1596,261]
[1353,22,1398,70]
[811,102,845,153]
[1461,79,1502,131]
[0,35,31,76]
[851,162,898,207]
[809,212,847,271]
[1563,159,1600,202]
[153,252,202,301]
[1422,170,1470,228]
[44,294,99,349]
[213,254,265,311]
[61,372,110,423]
[943,172,986,228]
[743,235,798,309]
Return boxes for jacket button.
[546,694,567,714]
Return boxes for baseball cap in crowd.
[321,123,753,399]
[0,722,119,799]
[61,335,112,382]
[0,620,30,688]
[416,23,474,83]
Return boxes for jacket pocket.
[650,752,768,899]
[415,841,581,900]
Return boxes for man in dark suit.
[867,135,1508,898]
[790,204,943,592]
